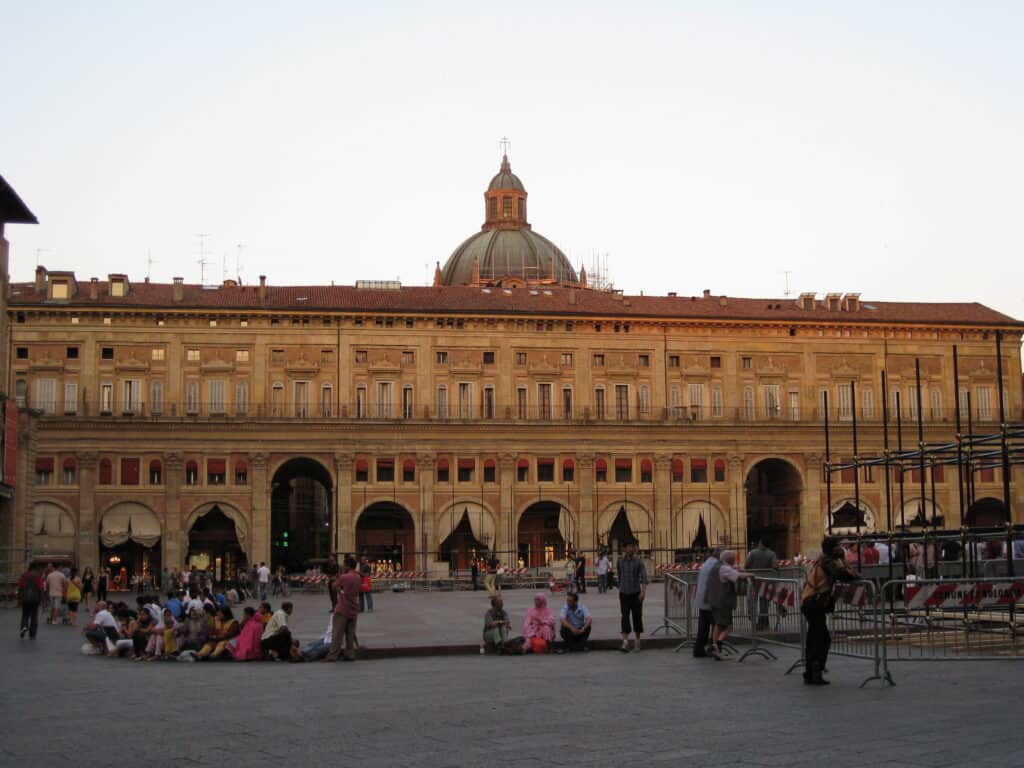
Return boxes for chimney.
[667,291,677,297]
[173,277,184,303]
[258,275,267,301]
[89,277,99,300]
[432,262,442,288]
[702,289,711,298]
[34,265,47,294]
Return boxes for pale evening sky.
[2,1,1022,320]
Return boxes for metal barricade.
[824,580,890,687]
[652,573,689,641]
[736,575,803,665]
[880,577,1024,682]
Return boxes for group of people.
[15,562,99,637]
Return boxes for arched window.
[595,458,608,483]
[62,457,77,485]
[185,460,198,486]
[714,459,726,482]
[516,458,529,483]
[235,460,248,485]
[436,457,450,483]
[671,458,684,483]
[355,459,369,483]
[98,458,113,485]
[402,459,416,483]
[640,459,653,483]
[690,458,707,483]
[149,460,162,485]
[562,459,575,483]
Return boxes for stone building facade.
[6,157,1023,578]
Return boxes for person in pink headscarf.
[229,606,264,661]
[522,593,556,654]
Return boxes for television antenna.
[195,233,211,284]
[780,269,792,298]
[235,243,245,283]
[146,250,158,281]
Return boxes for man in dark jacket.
[17,564,44,638]
[800,536,857,685]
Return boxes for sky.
[2,1,1022,320]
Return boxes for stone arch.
[354,500,416,570]
[270,456,334,571]
[742,454,806,490]
[97,501,162,586]
[269,455,335,489]
[31,500,77,557]
[673,500,727,550]
[185,501,250,559]
[597,499,652,551]
[435,498,499,549]
[826,498,877,535]
[899,497,944,529]
[745,456,804,558]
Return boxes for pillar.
[249,452,270,565]
[577,454,595,551]
[163,452,184,568]
[335,454,355,554]
[498,453,516,557]
[728,455,746,550]
[77,451,98,571]
[653,454,672,555]
[416,455,435,569]
[802,453,823,557]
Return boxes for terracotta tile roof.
[8,279,1022,328]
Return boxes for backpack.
[20,577,41,604]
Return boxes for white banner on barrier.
[904,580,1024,610]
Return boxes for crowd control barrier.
[735,576,803,665]
[652,573,690,642]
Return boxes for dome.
[488,155,525,192]
[442,229,578,285]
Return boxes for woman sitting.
[482,596,511,653]
[144,608,177,659]
[522,592,556,654]
[175,607,209,652]
[197,606,240,660]
[128,609,155,660]
[230,606,264,661]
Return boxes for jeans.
[560,624,592,650]
[303,639,330,662]
[326,613,357,661]
[20,602,39,638]
[359,591,373,612]
[802,601,831,676]
[259,582,268,601]
[619,592,644,635]
[694,608,713,655]
[597,574,608,594]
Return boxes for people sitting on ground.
[197,606,240,660]
[706,549,750,660]
[522,592,556,654]
[303,615,335,662]
[166,591,184,621]
[558,592,592,652]
[230,606,264,661]
[83,601,123,656]
[261,601,294,660]
[144,607,177,659]
[129,607,156,659]
[482,596,511,653]
[257,602,273,624]
[175,607,209,653]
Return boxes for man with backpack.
[17,564,45,638]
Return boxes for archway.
[356,502,416,571]
[899,498,944,529]
[437,501,496,570]
[745,458,802,558]
[518,501,575,567]
[271,457,333,572]
[826,499,876,536]
[31,501,76,558]
[673,501,727,552]
[187,503,248,582]
[99,502,162,590]
[965,497,1007,528]
[597,500,651,554]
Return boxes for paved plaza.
[1,588,1022,768]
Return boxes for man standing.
[596,551,611,594]
[559,591,592,651]
[358,556,374,613]
[574,551,587,594]
[693,547,722,658]
[325,554,340,608]
[326,555,361,662]
[484,552,499,596]
[17,564,44,638]
[45,563,66,625]
[745,540,777,630]
[801,537,857,685]
[616,542,648,652]
[257,561,270,602]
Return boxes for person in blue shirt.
[165,591,184,621]
[558,592,592,652]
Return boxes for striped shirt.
[616,555,648,595]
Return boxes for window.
[483,460,496,483]
[489,197,498,219]
[321,384,333,417]
[928,388,942,420]
[562,387,573,420]
[670,385,682,418]
[861,387,874,419]
[712,386,724,418]
[377,459,395,483]
[102,347,116,361]
[741,356,752,370]
[110,280,125,297]
[788,391,800,421]
[457,459,474,483]
[595,459,608,483]
[710,356,721,369]
[435,351,448,365]
[151,349,165,361]
[377,382,393,418]
[35,458,53,485]
[841,461,856,483]
[538,383,552,419]
[186,349,200,362]
[837,383,853,420]
[119,379,141,414]
[15,347,28,360]
[593,354,605,367]
[483,351,495,365]
[402,459,416,483]
[436,458,450,483]
[537,459,555,482]
[638,354,650,368]
[863,465,874,483]
[100,382,114,415]
[502,197,512,218]
[638,384,650,415]
[290,381,309,417]
[354,385,367,418]
[185,381,199,415]
[402,386,414,419]
[688,383,704,420]
[234,381,248,415]
[516,387,528,420]
[714,459,726,482]
[905,387,919,419]
[355,350,368,364]
[402,350,415,365]
[640,459,653,483]
[482,387,495,419]
[515,352,527,366]
[517,459,529,483]
[271,349,284,364]
[436,385,449,419]
[320,349,333,364]
[560,353,573,367]
[457,382,473,419]
[614,385,630,420]
[763,385,781,419]
[236,350,249,362]
[594,387,606,419]
[742,386,754,420]
[121,458,140,486]
[34,378,56,415]
[977,386,993,421]
[149,460,162,485]
[614,459,632,483]
[62,458,76,485]
[669,355,680,368]
[99,458,113,485]
[207,459,226,485]
[820,388,830,419]
[690,458,707,483]
[671,459,684,483]
[51,281,69,299]
[208,380,226,414]
[66,347,78,359]
[355,459,369,483]
[15,379,26,407]
[235,461,248,485]
[64,380,80,415]
[562,459,575,483]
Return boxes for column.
[249,452,270,565]
[728,454,746,549]
[335,454,355,554]
[77,452,99,572]
[653,454,673,554]
[163,452,184,568]
[416,455,435,569]
[803,453,823,557]
[17,419,37,561]
[577,454,595,551]
[498,453,516,557]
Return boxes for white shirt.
[92,609,120,632]
[875,541,890,565]
[258,566,270,584]
[597,557,610,575]
[321,617,333,644]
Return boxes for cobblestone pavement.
[2,593,1021,768]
